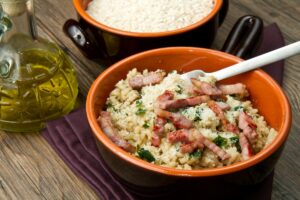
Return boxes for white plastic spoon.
[181,41,300,81]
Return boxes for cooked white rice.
[105,69,277,170]
[86,0,215,32]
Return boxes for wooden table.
[0,0,299,199]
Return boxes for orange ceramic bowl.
[86,47,291,187]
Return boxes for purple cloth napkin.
[42,23,284,200]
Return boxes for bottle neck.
[0,0,37,42]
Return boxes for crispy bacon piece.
[208,101,239,134]
[157,95,210,110]
[151,117,167,147]
[180,130,205,153]
[154,90,174,109]
[187,85,202,95]
[98,111,135,153]
[155,108,193,129]
[219,83,249,97]
[181,141,204,153]
[191,78,222,96]
[224,123,240,134]
[168,129,190,143]
[239,133,254,160]
[157,90,174,101]
[168,129,204,153]
[238,111,258,143]
[129,71,165,89]
[168,129,230,160]
[216,101,230,111]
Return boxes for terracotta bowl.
[86,47,291,188]
[64,0,228,62]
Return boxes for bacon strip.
[157,95,210,110]
[168,129,204,153]
[151,117,167,147]
[191,78,222,96]
[168,129,190,143]
[238,111,258,143]
[168,129,230,160]
[154,90,174,109]
[155,109,193,129]
[129,71,165,89]
[98,111,135,153]
[208,101,239,134]
[181,141,204,154]
[216,101,230,111]
[219,83,249,97]
[239,133,254,160]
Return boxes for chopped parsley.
[194,116,201,121]
[107,102,119,112]
[213,135,228,147]
[189,149,202,158]
[194,108,203,121]
[107,102,113,108]
[230,136,241,152]
[230,136,239,144]
[137,148,155,162]
[136,108,146,115]
[143,121,150,128]
[135,100,146,115]
[112,107,119,112]
[175,85,183,94]
[136,99,143,107]
[233,106,244,111]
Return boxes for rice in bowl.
[86,0,215,33]
[98,69,277,170]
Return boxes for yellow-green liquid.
[0,49,78,132]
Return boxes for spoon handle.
[212,41,300,81]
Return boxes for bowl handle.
[221,15,264,59]
[63,19,108,60]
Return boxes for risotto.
[98,69,277,170]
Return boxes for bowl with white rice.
[86,47,291,188]
[63,0,228,61]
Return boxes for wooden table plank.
[0,0,299,199]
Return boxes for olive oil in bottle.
[0,47,78,132]
[0,0,78,132]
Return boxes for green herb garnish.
[136,99,143,107]
[189,149,202,158]
[230,136,239,144]
[112,107,119,112]
[230,136,241,152]
[194,108,203,121]
[194,116,201,121]
[233,106,244,111]
[175,85,183,94]
[143,121,150,128]
[213,135,228,147]
[107,102,113,108]
[136,108,146,115]
[137,148,155,162]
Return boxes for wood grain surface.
[0,0,299,199]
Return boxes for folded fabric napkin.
[42,23,284,200]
